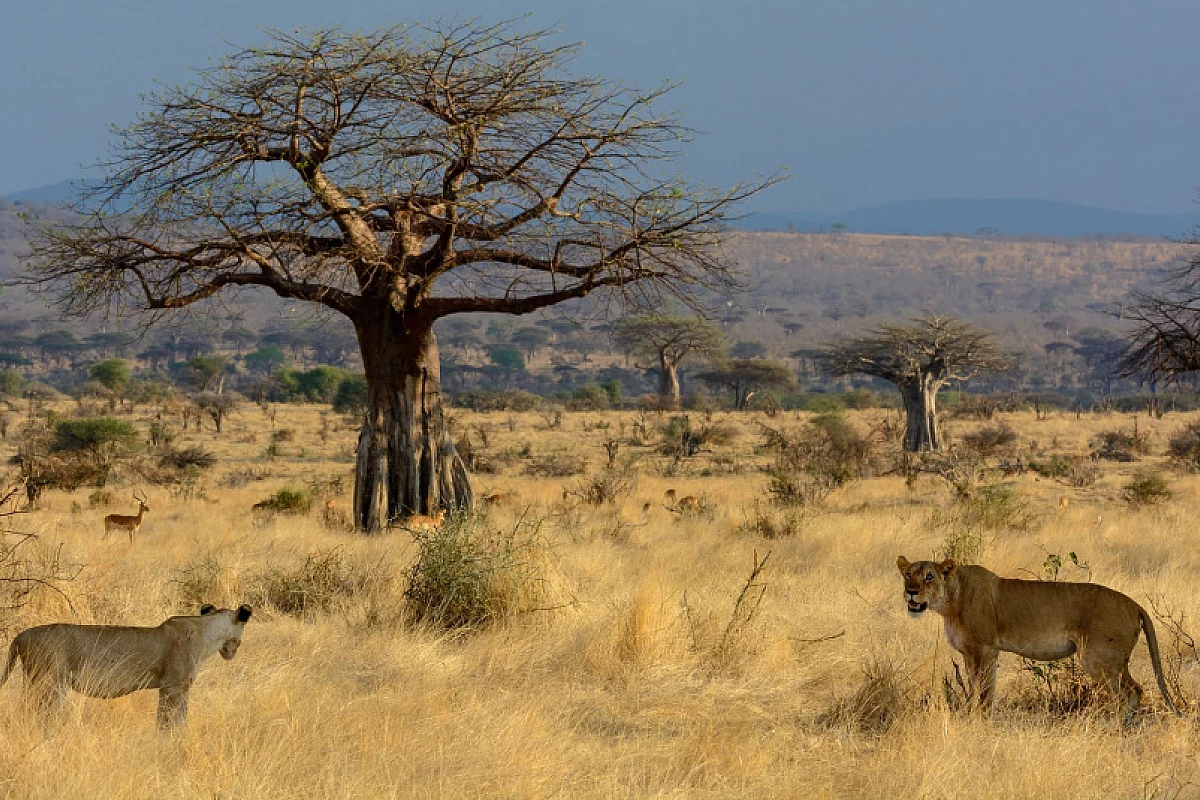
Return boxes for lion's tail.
[1140,608,1182,717]
[0,637,18,688]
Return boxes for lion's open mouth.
[907,600,927,614]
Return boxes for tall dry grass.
[0,402,1197,797]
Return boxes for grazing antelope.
[664,489,678,503]
[481,491,516,507]
[403,509,446,532]
[1058,496,1070,510]
[676,495,700,511]
[104,493,150,543]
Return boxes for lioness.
[897,557,1179,719]
[0,604,252,728]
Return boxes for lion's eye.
[924,573,933,582]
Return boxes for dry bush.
[736,501,806,539]
[1122,471,1172,507]
[247,548,385,618]
[960,421,1018,458]
[1090,426,1152,462]
[819,652,913,735]
[403,512,563,630]
[1166,420,1200,472]
[171,554,229,609]
[1146,596,1198,713]
[217,466,272,488]
[1014,657,1100,717]
[159,445,217,471]
[521,451,586,478]
[1027,454,1101,487]
[658,415,739,460]
[570,464,636,506]
[762,414,876,506]
[933,485,1038,563]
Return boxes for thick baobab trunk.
[353,310,472,532]
[658,351,682,409]
[899,377,943,452]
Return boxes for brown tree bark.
[353,308,472,532]
[900,378,943,452]
[658,351,682,410]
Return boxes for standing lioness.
[897,557,1179,719]
[0,604,252,728]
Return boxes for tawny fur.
[103,498,150,543]
[897,556,1178,719]
[0,604,252,729]
[403,509,446,531]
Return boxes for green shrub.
[51,417,140,454]
[1123,472,1172,507]
[332,374,367,415]
[404,513,558,629]
[0,369,26,397]
[566,383,609,411]
[254,487,313,514]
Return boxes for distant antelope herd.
[99,483,714,541]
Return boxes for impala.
[104,492,150,543]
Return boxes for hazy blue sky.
[4,0,1200,212]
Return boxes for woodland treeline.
[0,199,1190,414]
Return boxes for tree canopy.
[818,315,1008,388]
[25,20,777,328]
[1118,257,1200,384]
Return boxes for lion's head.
[896,556,956,616]
[200,604,253,660]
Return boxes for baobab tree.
[612,315,726,408]
[24,21,776,531]
[818,316,1008,451]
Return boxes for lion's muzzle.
[905,592,927,614]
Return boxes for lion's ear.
[236,605,253,623]
[200,604,217,615]
[938,558,957,578]
[896,556,910,574]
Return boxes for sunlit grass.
[0,402,1197,797]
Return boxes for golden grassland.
[1,402,1200,798]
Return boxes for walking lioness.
[0,604,252,728]
[897,557,1179,719]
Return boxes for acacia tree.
[818,316,1008,451]
[695,358,793,410]
[25,21,774,531]
[612,315,726,408]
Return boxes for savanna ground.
[1,399,1199,798]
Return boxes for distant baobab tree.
[612,315,726,408]
[24,20,778,531]
[818,315,1009,451]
